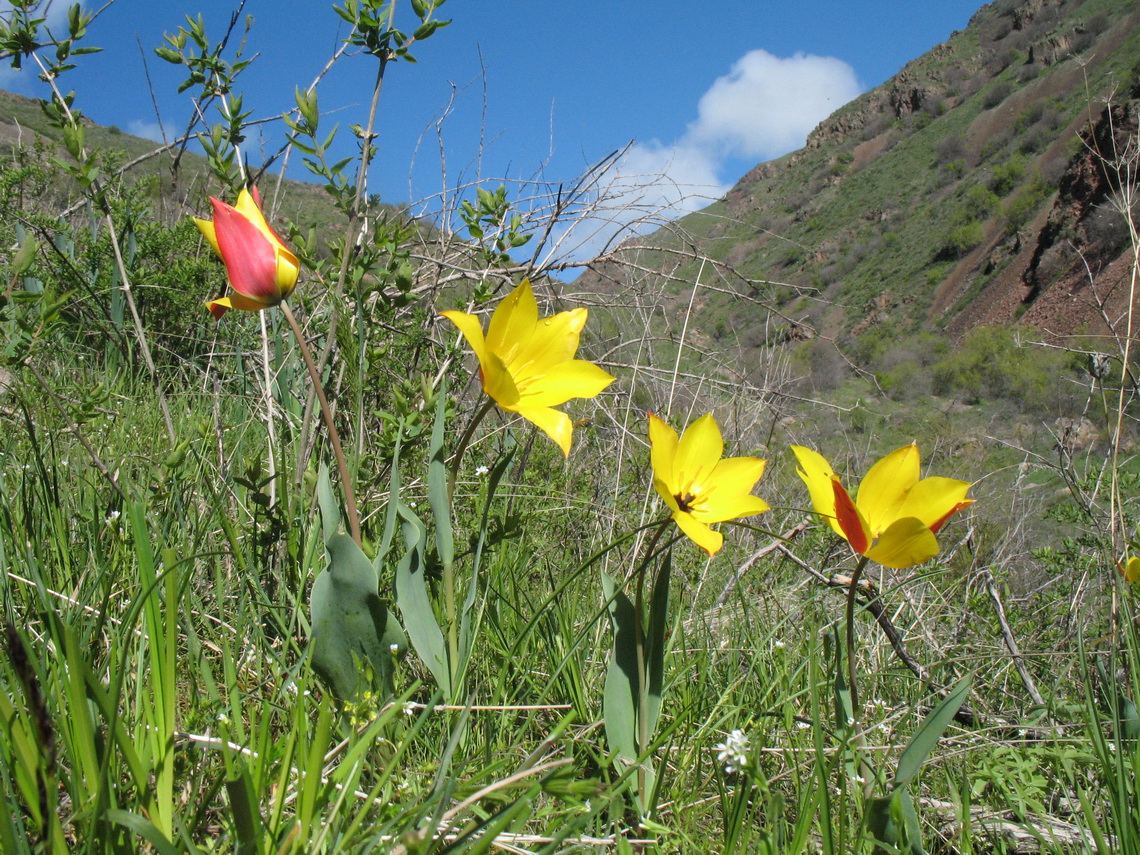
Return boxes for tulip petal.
[482,350,521,408]
[791,445,846,539]
[653,477,681,512]
[694,491,770,524]
[441,309,489,368]
[514,405,574,457]
[274,246,300,298]
[486,280,539,365]
[899,476,974,532]
[511,307,588,378]
[205,291,276,319]
[195,217,220,256]
[675,413,724,488]
[832,478,871,554]
[648,414,680,494]
[856,444,919,536]
[865,517,940,569]
[1125,557,1140,583]
[516,358,615,407]
[210,197,283,302]
[672,511,723,556]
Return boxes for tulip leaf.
[427,381,453,567]
[310,534,405,701]
[645,551,671,739]
[866,788,926,854]
[893,678,971,790]
[374,425,403,574]
[394,503,451,697]
[316,462,341,543]
[602,573,639,764]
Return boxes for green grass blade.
[427,380,453,566]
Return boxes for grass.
[5,0,1140,850]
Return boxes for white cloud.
[0,1,83,94]
[553,49,861,261]
[127,119,164,143]
[689,50,862,160]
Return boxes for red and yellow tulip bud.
[195,186,299,319]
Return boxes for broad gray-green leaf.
[602,573,639,764]
[394,504,450,696]
[645,552,671,739]
[310,534,405,700]
[316,462,341,543]
[894,678,971,789]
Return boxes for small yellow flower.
[195,186,299,319]
[648,412,769,556]
[441,279,615,456]
[791,443,973,569]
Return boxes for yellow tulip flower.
[195,186,299,319]
[441,279,615,456]
[649,412,769,556]
[791,443,973,569]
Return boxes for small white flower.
[773,640,786,649]
[402,701,417,716]
[390,643,399,654]
[714,728,750,775]
[474,464,490,477]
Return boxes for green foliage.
[930,326,1078,413]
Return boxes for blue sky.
[2,0,984,253]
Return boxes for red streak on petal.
[832,478,869,554]
[929,500,973,534]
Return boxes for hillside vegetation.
[578,0,1140,383]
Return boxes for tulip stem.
[281,301,361,546]
[632,519,671,811]
[447,396,496,505]
[845,554,870,720]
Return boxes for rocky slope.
[577,0,1140,366]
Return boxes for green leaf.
[602,573,639,764]
[645,551,670,739]
[865,794,900,851]
[898,788,927,854]
[309,534,406,700]
[316,462,341,543]
[62,121,84,160]
[224,771,261,854]
[394,504,450,695]
[894,678,971,789]
[153,46,182,64]
[427,381,453,566]
[104,811,177,855]
[10,232,37,276]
